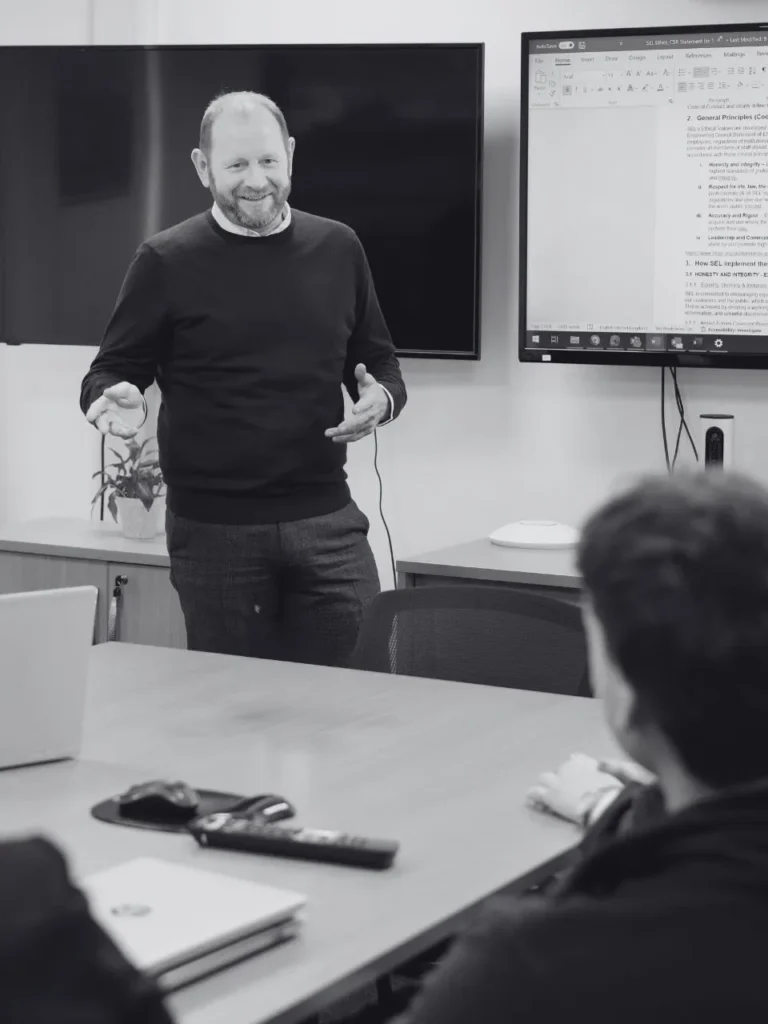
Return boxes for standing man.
[80,91,406,667]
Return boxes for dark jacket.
[0,837,173,1024]
[575,779,666,859]
[398,780,768,1024]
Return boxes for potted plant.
[92,438,165,540]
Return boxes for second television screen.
[520,24,768,368]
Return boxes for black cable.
[671,373,687,466]
[373,430,397,587]
[99,433,106,521]
[670,367,699,463]
[662,367,700,472]
[661,368,671,472]
[672,385,685,467]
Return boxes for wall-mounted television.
[0,43,484,359]
[520,22,768,369]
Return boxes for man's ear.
[287,137,296,176]
[191,148,210,188]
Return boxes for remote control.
[188,813,399,870]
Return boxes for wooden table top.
[0,642,612,1024]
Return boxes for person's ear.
[287,137,296,176]
[191,148,210,188]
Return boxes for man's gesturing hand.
[325,363,390,444]
[86,382,146,439]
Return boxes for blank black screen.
[0,44,483,358]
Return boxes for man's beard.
[211,177,291,232]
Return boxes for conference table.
[0,642,612,1024]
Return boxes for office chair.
[349,585,590,696]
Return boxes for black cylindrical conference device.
[700,414,734,469]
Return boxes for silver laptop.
[83,857,306,991]
[0,585,98,770]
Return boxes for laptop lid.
[0,585,98,770]
[82,857,307,976]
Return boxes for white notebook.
[82,857,306,991]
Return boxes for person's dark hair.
[199,91,290,156]
[578,471,768,788]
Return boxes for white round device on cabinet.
[489,520,578,549]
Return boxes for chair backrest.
[349,585,590,696]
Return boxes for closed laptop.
[82,857,306,990]
[0,586,98,770]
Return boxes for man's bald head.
[199,92,290,158]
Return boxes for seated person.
[0,835,173,1023]
[391,470,768,1024]
[526,752,664,863]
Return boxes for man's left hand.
[325,363,390,444]
[526,753,624,826]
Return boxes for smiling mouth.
[239,195,271,202]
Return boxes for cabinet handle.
[108,574,128,642]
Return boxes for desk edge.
[397,560,581,590]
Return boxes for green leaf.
[92,464,123,482]
[107,492,119,523]
[136,480,154,509]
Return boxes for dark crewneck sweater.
[80,210,406,524]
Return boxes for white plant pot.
[116,497,161,540]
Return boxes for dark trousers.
[166,501,380,668]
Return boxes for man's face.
[582,601,655,772]
[193,107,294,233]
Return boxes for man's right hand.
[86,382,145,439]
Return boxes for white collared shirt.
[211,202,394,426]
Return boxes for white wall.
[2,0,768,588]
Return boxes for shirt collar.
[211,202,292,237]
